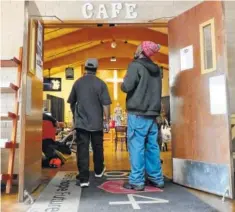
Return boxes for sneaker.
[123,182,145,191]
[95,166,106,178]
[75,174,80,185]
[147,180,164,189]
[80,182,90,188]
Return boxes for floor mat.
[27,171,80,212]
[79,170,218,212]
[27,171,218,212]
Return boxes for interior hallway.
[1,140,235,212]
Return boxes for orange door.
[19,1,44,202]
[168,1,234,198]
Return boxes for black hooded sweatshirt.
[121,58,162,116]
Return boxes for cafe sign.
[82,3,138,19]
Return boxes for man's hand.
[156,116,162,125]
[103,105,110,131]
[106,122,110,133]
[104,120,110,132]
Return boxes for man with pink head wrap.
[134,41,161,59]
[121,41,164,191]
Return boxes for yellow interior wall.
[162,69,169,97]
[43,67,169,123]
[96,69,127,116]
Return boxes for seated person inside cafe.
[43,108,58,128]
[42,108,71,168]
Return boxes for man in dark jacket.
[68,58,111,188]
[121,41,164,191]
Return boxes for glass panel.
[203,24,213,69]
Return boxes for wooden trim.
[29,20,37,75]
[0,139,19,149]
[0,87,14,93]
[3,142,19,149]
[44,41,168,69]
[199,18,217,74]
[0,83,19,93]
[43,20,168,29]
[10,83,19,91]
[1,174,18,181]
[0,112,18,121]
[231,115,235,125]
[5,47,23,194]
[42,21,45,73]
[12,57,21,65]
[0,57,21,67]
[8,112,18,119]
[81,64,85,76]
[18,3,30,200]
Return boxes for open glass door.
[168,1,234,198]
[19,1,44,202]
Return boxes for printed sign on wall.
[43,78,62,92]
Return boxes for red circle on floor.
[98,180,163,194]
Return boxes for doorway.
[41,22,170,173]
[15,1,234,208]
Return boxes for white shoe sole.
[80,182,90,187]
[95,167,106,178]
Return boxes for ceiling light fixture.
[110,57,116,62]
[111,40,117,48]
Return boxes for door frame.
[19,0,234,201]
[19,1,44,202]
[19,16,168,201]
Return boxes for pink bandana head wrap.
[141,41,161,58]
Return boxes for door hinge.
[222,187,229,202]
[24,190,34,205]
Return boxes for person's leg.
[145,120,164,187]
[125,114,149,190]
[157,124,164,164]
[90,131,105,177]
[76,129,90,185]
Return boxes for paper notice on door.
[180,45,194,71]
[209,75,227,115]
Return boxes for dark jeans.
[76,128,104,183]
